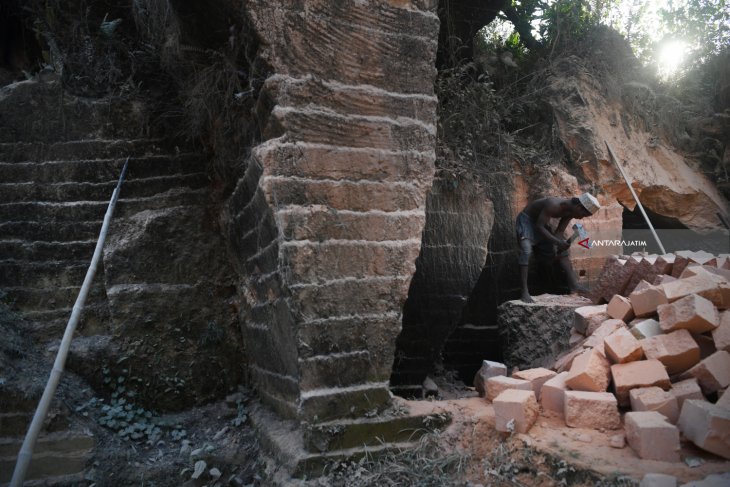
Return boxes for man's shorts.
[515,212,569,265]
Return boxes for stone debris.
[604,327,644,364]
[493,389,539,434]
[677,400,730,460]
[478,251,730,466]
[607,294,635,322]
[658,294,719,334]
[512,367,556,399]
[609,434,625,448]
[712,310,730,352]
[564,391,621,430]
[629,284,668,318]
[681,350,730,394]
[611,359,671,406]
[640,473,677,487]
[540,371,569,415]
[473,360,507,398]
[641,329,701,375]
[625,411,681,462]
[670,378,705,410]
[485,376,532,402]
[630,318,663,339]
[629,387,680,424]
[565,349,611,392]
[574,304,609,335]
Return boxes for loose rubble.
[474,251,730,470]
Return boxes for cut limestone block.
[695,334,718,360]
[653,275,677,286]
[573,304,608,335]
[670,378,704,410]
[672,250,717,278]
[584,319,627,348]
[630,284,668,318]
[712,310,730,352]
[565,349,611,392]
[641,329,700,375]
[554,347,584,374]
[473,360,507,398]
[512,368,557,400]
[658,294,719,334]
[493,389,538,434]
[717,388,730,410]
[655,254,675,275]
[604,328,644,364]
[630,319,663,340]
[589,256,635,304]
[611,360,671,406]
[682,350,730,395]
[625,411,680,462]
[661,275,723,305]
[640,473,677,487]
[540,371,569,414]
[630,386,680,424]
[485,376,532,402]
[678,399,730,460]
[633,280,654,294]
[569,330,585,347]
[608,295,635,322]
[564,391,621,429]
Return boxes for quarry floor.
[82,387,729,486]
[407,396,730,486]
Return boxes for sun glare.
[657,39,688,78]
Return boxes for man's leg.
[520,265,534,303]
[558,255,589,294]
[518,239,534,303]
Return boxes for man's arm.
[536,206,568,247]
[555,216,571,237]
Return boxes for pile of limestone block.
[474,250,730,463]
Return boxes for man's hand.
[557,239,570,252]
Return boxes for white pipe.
[10,157,129,487]
[605,141,666,254]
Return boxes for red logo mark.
[578,238,591,249]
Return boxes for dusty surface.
[408,396,730,485]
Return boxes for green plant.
[76,367,188,444]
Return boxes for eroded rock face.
[497,294,591,369]
[391,174,494,395]
[103,206,242,410]
[231,0,440,421]
[544,54,730,232]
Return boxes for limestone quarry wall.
[0,77,243,410]
[391,174,493,396]
[228,0,440,422]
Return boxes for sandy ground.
[407,396,730,485]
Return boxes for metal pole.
[10,157,129,487]
[605,141,666,254]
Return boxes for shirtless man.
[516,193,600,303]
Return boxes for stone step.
[0,260,89,288]
[1,284,106,310]
[0,240,96,261]
[0,188,208,222]
[303,411,451,453]
[0,221,102,242]
[0,172,208,204]
[0,138,183,163]
[0,412,32,436]
[22,303,111,339]
[0,431,94,483]
[0,153,202,183]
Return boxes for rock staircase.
[0,391,94,486]
[0,79,212,484]
[0,138,208,342]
